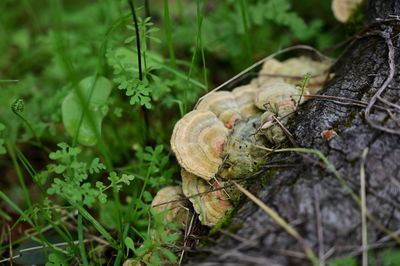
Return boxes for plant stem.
[163,0,176,68]
[127,0,149,145]
[196,0,208,90]
[12,109,48,153]
[127,0,143,81]
[78,214,89,266]
[239,0,253,64]
[6,142,32,208]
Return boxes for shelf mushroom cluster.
[152,56,333,227]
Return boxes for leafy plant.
[44,143,106,206]
[125,209,183,265]
[43,142,133,207]
[110,14,162,109]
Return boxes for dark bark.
[188,1,400,265]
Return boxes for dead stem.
[365,28,400,135]
[313,185,325,266]
[360,148,369,266]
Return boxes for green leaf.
[88,158,106,174]
[329,256,357,266]
[124,236,135,252]
[143,191,153,202]
[99,201,119,230]
[159,247,177,262]
[0,139,6,155]
[46,253,68,266]
[54,165,66,174]
[61,76,112,146]
[98,193,107,204]
[120,174,135,185]
[382,249,400,266]
[108,171,119,183]
[113,107,123,117]
[124,36,136,44]
[73,203,117,248]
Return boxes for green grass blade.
[72,203,118,249]
[196,0,208,90]
[0,191,34,226]
[239,0,253,64]
[6,142,32,208]
[78,214,89,266]
[163,0,176,68]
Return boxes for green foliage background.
[0,0,374,265]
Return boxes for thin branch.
[298,94,390,112]
[377,95,400,110]
[179,213,196,265]
[365,28,400,135]
[0,240,90,264]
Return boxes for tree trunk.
[189,0,400,265]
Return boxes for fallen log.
[189,0,400,265]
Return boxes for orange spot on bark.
[321,129,337,140]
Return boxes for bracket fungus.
[170,110,229,181]
[152,186,189,229]
[197,91,243,129]
[332,0,363,23]
[254,58,285,85]
[232,85,259,118]
[219,114,268,179]
[181,169,232,226]
[255,82,301,112]
[253,56,333,94]
[127,188,188,266]
[165,55,332,228]
[131,54,334,266]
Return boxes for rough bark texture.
[189,1,400,265]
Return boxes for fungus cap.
[253,58,284,86]
[181,169,232,226]
[197,91,242,128]
[254,56,333,94]
[152,186,188,228]
[255,82,301,111]
[280,56,333,94]
[171,110,229,181]
[332,0,362,23]
[232,85,259,118]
